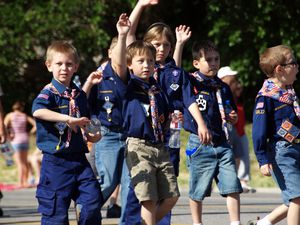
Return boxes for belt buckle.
[294,139,300,144]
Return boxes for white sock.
[230,221,241,225]
[257,216,273,225]
[193,223,202,225]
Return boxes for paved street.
[0,186,286,225]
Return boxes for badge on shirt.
[196,95,206,111]
[141,103,150,117]
[277,120,300,143]
[172,70,179,77]
[103,96,114,122]
[55,122,67,135]
[170,83,179,91]
[256,102,264,109]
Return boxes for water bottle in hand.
[0,142,14,166]
[224,100,233,131]
[86,118,101,135]
[169,110,182,149]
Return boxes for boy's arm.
[188,102,212,144]
[112,13,131,82]
[252,96,270,171]
[33,108,89,133]
[173,25,191,67]
[126,0,158,46]
[82,70,103,97]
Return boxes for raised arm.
[82,70,103,97]
[111,13,131,82]
[173,25,191,67]
[126,0,158,46]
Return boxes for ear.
[74,63,79,72]
[45,61,52,72]
[273,64,284,74]
[193,60,200,69]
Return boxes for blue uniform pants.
[121,147,180,225]
[37,153,102,225]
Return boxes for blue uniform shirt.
[252,95,300,166]
[122,75,170,143]
[32,78,89,154]
[155,57,195,111]
[183,71,236,145]
[88,61,127,129]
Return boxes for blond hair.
[259,45,292,77]
[46,40,80,64]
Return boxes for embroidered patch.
[196,95,206,111]
[255,109,265,114]
[277,120,300,143]
[256,102,264,109]
[37,93,49,100]
[55,122,67,135]
[141,103,150,117]
[170,83,179,91]
[200,91,209,96]
[172,70,179,77]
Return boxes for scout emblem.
[55,122,67,150]
[196,95,207,111]
[170,83,179,91]
[277,120,300,143]
[103,96,114,122]
[141,103,150,117]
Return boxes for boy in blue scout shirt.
[184,40,243,225]
[32,40,103,225]
[111,13,180,225]
[84,39,129,222]
[252,45,300,225]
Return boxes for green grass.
[0,125,277,188]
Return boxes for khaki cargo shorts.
[126,137,180,202]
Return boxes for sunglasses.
[281,60,298,67]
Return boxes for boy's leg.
[189,199,203,223]
[287,197,300,225]
[76,161,102,225]
[141,200,156,225]
[226,193,240,222]
[94,127,125,203]
[121,184,141,225]
[156,196,178,223]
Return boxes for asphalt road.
[0,186,286,225]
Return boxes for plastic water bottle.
[0,142,14,166]
[224,100,233,131]
[86,118,101,135]
[169,110,181,149]
[73,75,81,89]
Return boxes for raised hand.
[117,13,131,36]
[138,0,159,7]
[175,25,191,44]
[86,70,103,86]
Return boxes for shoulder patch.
[37,93,49,100]
[256,102,264,109]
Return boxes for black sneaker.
[0,208,3,217]
[106,204,121,218]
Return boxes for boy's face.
[150,36,171,64]
[128,52,155,82]
[193,50,220,77]
[221,75,239,95]
[46,52,79,86]
[276,53,299,86]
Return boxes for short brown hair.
[126,40,156,65]
[192,40,218,60]
[259,45,292,77]
[143,22,175,49]
[12,101,25,112]
[46,40,79,64]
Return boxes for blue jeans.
[186,133,242,200]
[270,140,300,205]
[94,126,130,224]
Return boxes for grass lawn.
[0,124,276,188]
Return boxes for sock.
[230,221,241,225]
[193,223,202,225]
[257,216,273,225]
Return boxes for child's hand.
[117,13,131,36]
[138,0,159,7]
[66,117,90,133]
[86,70,103,86]
[85,130,102,143]
[197,122,212,145]
[260,163,273,176]
[226,110,238,124]
[175,25,191,45]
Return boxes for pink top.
[10,112,29,144]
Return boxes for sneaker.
[0,207,3,217]
[246,219,257,225]
[242,184,256,193]
[106,204,121,218]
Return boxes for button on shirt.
[32,78,89,154]
[252,95,300,166]
[184,71,236,145]
[156,57,195,112]
[122,75,169,143]
[88,61,127,129]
